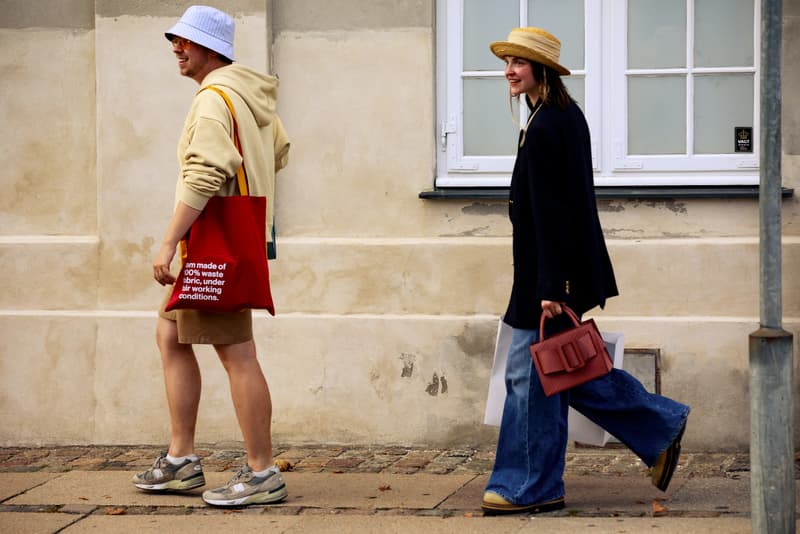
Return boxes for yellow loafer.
[481,491,565,515]
[651,420,687,492]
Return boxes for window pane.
[695,0,754,67]
[563,75,585,111]
[628,0,686,69]
[463,78,519,156]
[528,0,585,70]
[628,76,686,154]
[694,74,754,154]
[464,0,518,71]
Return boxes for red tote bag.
[165,86,274,315]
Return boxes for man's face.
[171,37,213,83]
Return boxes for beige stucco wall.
[1,0,798,451]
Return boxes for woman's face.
[504,56,539,100]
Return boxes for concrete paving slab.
[667,476,800,514]
[279,472,476,509]
[439,473,486,510]
[0,512,78,533]
[0,473,61,502]
[5,471,209,507]
[442,474,668,515]
[5,471,476,510]
[63,515,594,534]
[668,476,752,515]
[281,515,529,533]
[61,514,302,533]
[517,517,759,533]
[561,475,664,515]
[52,515,772,534]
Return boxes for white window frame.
[435,0,760,189]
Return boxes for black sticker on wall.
[735,127,753,153]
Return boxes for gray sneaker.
[132,451,205,491]
[202,464,287,507]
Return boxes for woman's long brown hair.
[531,61,571,110]
[508,58,573,125]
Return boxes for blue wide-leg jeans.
[486,327,690,505]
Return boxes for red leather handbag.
[530,306,611,396]
[165,86,274,315]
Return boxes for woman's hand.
[541,300,564,319]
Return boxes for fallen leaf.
[78,497,88,501]
[378,484,392,491]
[223,509,241,515]
[652,499,669,516]
[275,459,294,472]
[105,507,126,516]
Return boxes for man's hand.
[153,242,178,285]
[152,201,203,286]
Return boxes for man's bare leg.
[215,339,274,471]
[156,317,201,457]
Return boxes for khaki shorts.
[158,287,253,345]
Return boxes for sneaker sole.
[134,474,206,492]
[203,484,288,507]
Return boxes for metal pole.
[750,0,795,532]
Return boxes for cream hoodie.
[175,64,290,245]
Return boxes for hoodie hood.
[200,64,279,128]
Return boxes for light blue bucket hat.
[165,5,235,61]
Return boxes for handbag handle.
[199,85,249,196]
[538,305,581,340]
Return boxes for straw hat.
[490,27,570,76]
[165,5,235,62]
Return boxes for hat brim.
[490,41,570,76]
[165,21,235,62]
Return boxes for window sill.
[418,186,795,200]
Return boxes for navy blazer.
[504,99,618,330]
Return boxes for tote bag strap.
[199,85,249,196]
[179,86,249,263]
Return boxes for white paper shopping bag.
[483,320,625,447]
[483,318,513,426]
[567,331,625,446]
